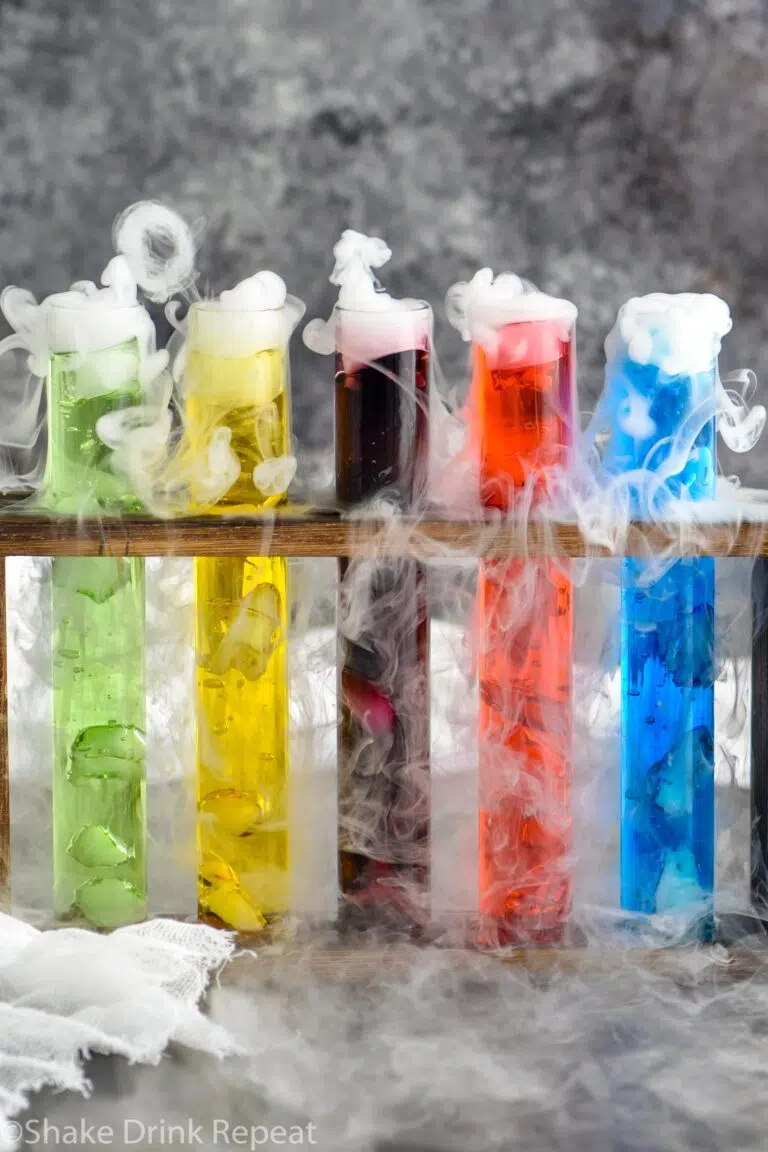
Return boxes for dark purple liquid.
[335,346,430,923]
[338,558,429,918]
[335,348,429,508]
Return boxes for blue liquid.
[599,358,716,506]
[603,352,717,914]
[621,557,714,913]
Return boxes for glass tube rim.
[47,300,144,314]
[335,299,432,316]
[189,299,286,315]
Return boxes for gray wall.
[1,0,767,475]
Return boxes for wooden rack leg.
[0,558,8,903]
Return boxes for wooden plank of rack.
[0,511,765,557]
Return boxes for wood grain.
[0,510,765,557]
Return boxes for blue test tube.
[597,294,730,917]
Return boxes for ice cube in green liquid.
[68,824,133,868]
[75,877,146,929]
[68,724,146,785]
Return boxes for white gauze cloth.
[0,915,241,1152]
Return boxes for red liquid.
[473,321,574,945]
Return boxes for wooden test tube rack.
[1,506,767,912]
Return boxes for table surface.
[15,922,768,1152]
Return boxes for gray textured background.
[1,0,767,468]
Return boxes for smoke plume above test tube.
[304,230,432,927]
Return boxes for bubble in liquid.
[68,824,133,868]
[68,724,146,785]
[75,877,146,928]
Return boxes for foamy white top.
[610,293,733,378]
[446,267,577,344]
[1,256,166,396]
[188,272,305,358]
[303,229,432,361]
[335,301,433,364]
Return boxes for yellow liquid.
[187,344,290,929]
[185,346,288,510]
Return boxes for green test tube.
[47,309,148,927]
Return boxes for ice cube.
[252,454,297,497]
[68,824,133,868]
[655,847,706,912]
[75,877,146,928]
[203,885,267,932]
[68,724,146,785]
[199,852,267,932]
[53,557,131,604]
[208,582,282,682]
[652,726,713,818]
[200,790,267,837]
[254,401,280,460]
[199,853,239,888]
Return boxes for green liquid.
[45,340,143,514]
[47,340,147,926]
[52,557,147,925]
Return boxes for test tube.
[45,299,150,927]
[187,293,295,931]
[335,303,431,922]
[599,294,727,916]
[462,284,577,945]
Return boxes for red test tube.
[469,300,577,945]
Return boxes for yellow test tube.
[185,298,293,930]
